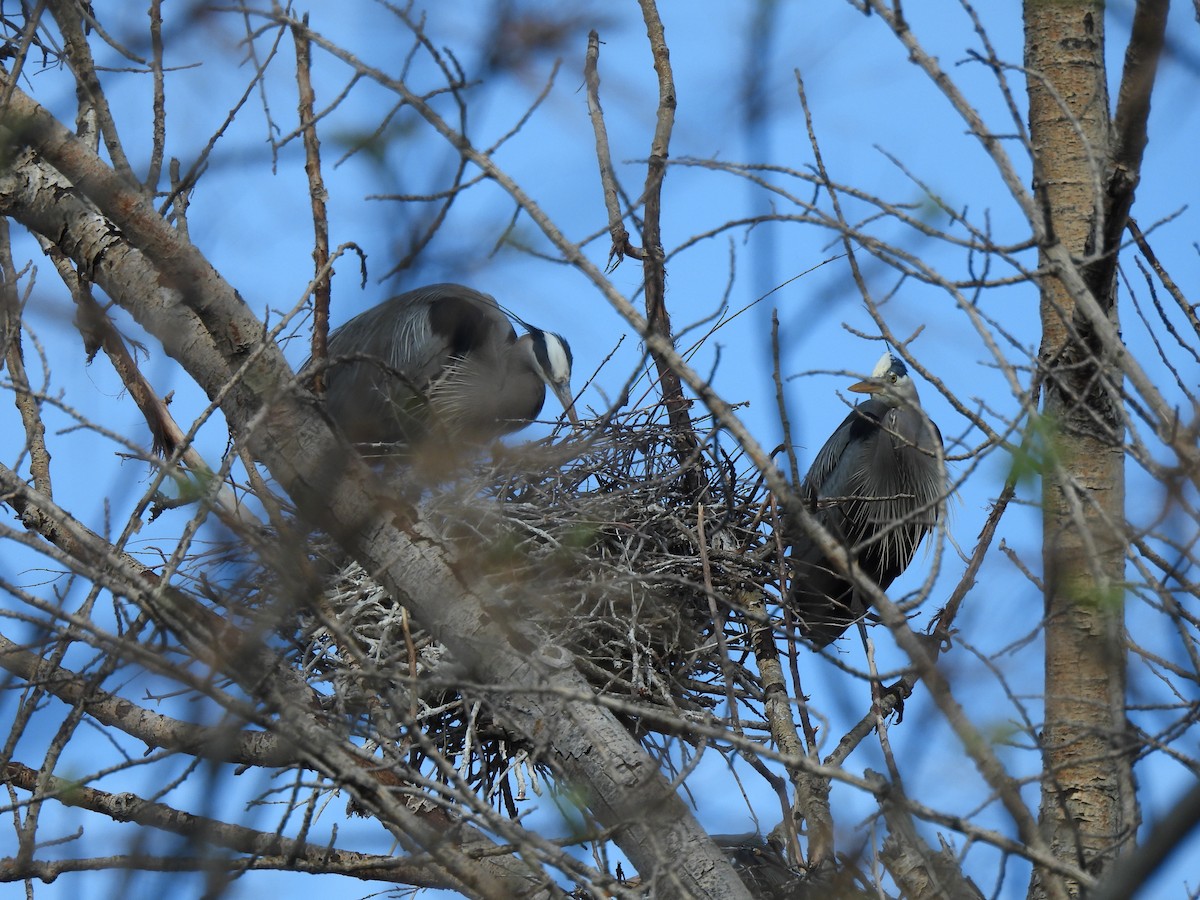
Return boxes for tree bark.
[1024,3,1137,896]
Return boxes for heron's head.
[522,328,580,426]
[848,350,921,408]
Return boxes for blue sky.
[3,2,1198,898]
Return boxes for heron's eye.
[888,372,898,384]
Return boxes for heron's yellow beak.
[848,379,880,394]
[551,381,581,427]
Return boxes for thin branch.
[1,762,453,889]
[292,14,332,392]
[1090,0,1170,296]
[585,30,643,267]
[1128,218,1200,340]
[46,0,136,183]
[0,634,297,767]
[0,221,51,495]
[146,0,166,191]
[741,590,832,869]
[635,0,702,485]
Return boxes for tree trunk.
[1024,3,1137,896]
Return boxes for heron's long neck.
[436,347,546,437]
[492,337,548,423]
[883,402,937,454]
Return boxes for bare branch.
[635,1,702,484]
[1090,0,1170,297]
[584,30,641,268]
[1,761,457,890]
[293,14,331,392]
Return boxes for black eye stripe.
[528,329,551,372]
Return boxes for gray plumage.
[712,834,800,899]
[317,283,578,452]
[789,350,945,648]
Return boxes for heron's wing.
[423,284,517,370]
[892,403,944,469]
[320,284,510,381]
[369,284,513,385]
[712,834,799,896]
[789,401,888,646]
[790,400,946,647]
[320,283,516,444]
[788,541,860,648]
[800,399,888,504]
[420,286,540,438]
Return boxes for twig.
[293,15,332,392]
[1,760,455,889]
[0,222,51,495]
[741,590,831,870]
[146,0,166,191]
[1128,218,1200,340]
[47,0,136,183]
[167,158,191,238]
[771,310,801,489]
[635,1,702,489]
[1090,0,1169,297]
[584,30,643,268]
[698,504,739,730]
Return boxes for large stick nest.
[288,406,784,810]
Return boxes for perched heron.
[712,834,800,899]
[317,283,579,454]
[788,350,945,647]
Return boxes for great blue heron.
[712,834,799,898]
[788,350,945,647]
[316,283,579,454]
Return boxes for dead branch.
[292,14,332,393]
